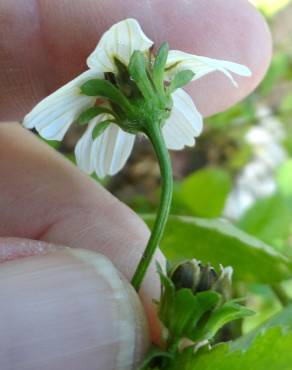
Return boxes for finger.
[0,238,149,370]
[0,0,271,119]
[0,122,161,341]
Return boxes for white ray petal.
[23,70,98,141]
[166,50,251,87]
[162,89,203,150]
[87,18,153,73]
[84,121,136,178]
[75,118,98,175]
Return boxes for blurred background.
[48,0,292,336]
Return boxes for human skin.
[0,1,271,369]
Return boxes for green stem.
[131,123,173,291]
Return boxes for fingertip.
[149,0,272,116]
[1,0,272,118]
[0,240,149,370]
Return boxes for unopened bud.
[170,259,201,291]
[169,260,233,299]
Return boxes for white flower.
[23,70,98,141]
[75,113,135,177]
[23,18,251,178]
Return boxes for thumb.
[0,238,149,370]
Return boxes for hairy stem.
[131,123,173,291]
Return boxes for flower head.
[23,18,251,178]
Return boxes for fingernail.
[0,246,149,370]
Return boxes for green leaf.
[91,120,112,140]
[143,215,292,283]
[138,345,172,370]
[40,137,61,149]
[280,94,292,113]
[168,70,195,93]
[80,79,132,113]
[114,57,141,98]
[194,301,254,342]
[157,264,176,325]
[153,42,169,94]
[238,193,292,250]
[179,168,231,218]
[171,304,292,370]
[260,53,291,96]
[160,289,220,339]
[77,106,114,125]
[277,160,292,200]
[129,50,155,101]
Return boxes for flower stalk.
[131,123,173,291]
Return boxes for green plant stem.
[272,284,290,307]
[131,123,173,291]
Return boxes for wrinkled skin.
[0,1,271,369]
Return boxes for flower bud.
[170,259,201,291]
[169,259,232,299]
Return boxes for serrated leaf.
[143,215,292,283]
[171,304,292,370]
[77,106,114,125]
[168,70,195,93]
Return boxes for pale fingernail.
[0,247,149,370]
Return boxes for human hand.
[0,1,271,369]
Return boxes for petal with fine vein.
[166,50,252,87]
[87,18,153,73]
[162,88,203,151]
[75,118,98,175]
[23,70,98,141]
[91,123,135,178]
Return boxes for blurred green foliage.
[251,0,291,16]
[238,160,292,252]
[175,168,231,218]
